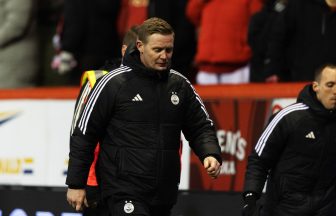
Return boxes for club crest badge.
[124,200,134,214]
[171,92,179,105]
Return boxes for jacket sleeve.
[66,79,116,188]
[181,81,222,164]
[243,112,288,196]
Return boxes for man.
[263,0,336,82]
[243,64,336,215]
[66,17,222,215]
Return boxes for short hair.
[314,63,336,82]
[137,17,174,44]
[122,25,138,46]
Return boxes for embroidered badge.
[124,200,134,214]
[171,92,179,105]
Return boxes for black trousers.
[83,202,110,216]
[107,197,173,216]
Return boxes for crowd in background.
[1,0,336,88]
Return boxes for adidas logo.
[305,131,315,139]
[132,94,143,101]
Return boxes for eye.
[326,82,335,88]
[165,48,173,53]
[153,48,162,53]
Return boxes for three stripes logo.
[132,94,143,101]
[305,131,315,139]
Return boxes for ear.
[121,45,127,57]
[312,81,319,93]
[136,40,144,53]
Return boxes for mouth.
[156,62,167,67]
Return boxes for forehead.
[145,33,174,47]
[321,67,336,82]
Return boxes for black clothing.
[107,197,172,216]
[148,0,196,81]
[66,49,221,207]
[61,0,121,84]
[248,0,288,82]
[244,84,336,215]
[264,0,336,81]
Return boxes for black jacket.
[244,84,336,210]
[66,49,221,205]
[264,0,336,81]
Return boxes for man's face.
[137,33,174,71]
[313,67,336,110]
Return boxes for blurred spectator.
[248,0,288,82]
[263,0,336,82]
[149,0,197,82]
[36,0,64,86]
[186,0,263,85]
[117,0,148,40]
[52,0,121,85]
[0,0,39,88]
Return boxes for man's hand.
[203,156,221,179]
[66,188,88,211]
[242,192,258,216]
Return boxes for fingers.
[66,188,86,211]
[203,156,221,179]
[203,158,210,169]
[67,199,84,211]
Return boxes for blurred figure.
[52,0,121,85]
[117,0,148,39]
[186,0,263,85]
[36,0,65,86]
[263,0,336,82]
[248,0,288,82]
[149,0,197,82]
[0,0,39,88]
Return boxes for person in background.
[0,0,39,88]
[52,0,121,85]
[66,17,222,215]
[263,0,336,82]
[248,0,288,82]
[70,26,138,216]
[243,64,336,215]
[186,0,263,84]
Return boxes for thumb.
[203,158,210,169]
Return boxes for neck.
[326,0,336,7]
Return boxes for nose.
[160,51,168,60]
